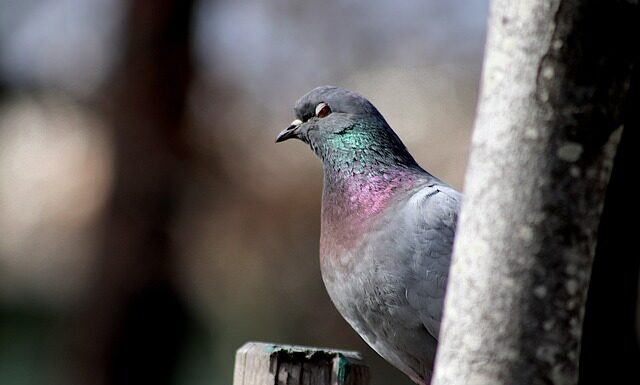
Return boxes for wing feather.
[401,181,461,340]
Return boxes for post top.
[237,341,365,362]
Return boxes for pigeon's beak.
[275,119,303,143]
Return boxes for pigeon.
[276,86,461,385]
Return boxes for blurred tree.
[74,1,196,384]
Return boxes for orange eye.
[315,102,331,118]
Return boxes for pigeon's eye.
[315,102,331,118]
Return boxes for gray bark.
[432,1,637,385]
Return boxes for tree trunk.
[432,1,638,385]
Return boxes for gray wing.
[400,181,461,341]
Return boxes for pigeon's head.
[276,86,412,164]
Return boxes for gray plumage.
[276,86,461,385]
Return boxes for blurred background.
[0,1,636,385]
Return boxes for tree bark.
[432,1,638,385]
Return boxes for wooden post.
[233,342,370,385]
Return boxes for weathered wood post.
[233,342,370,385]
